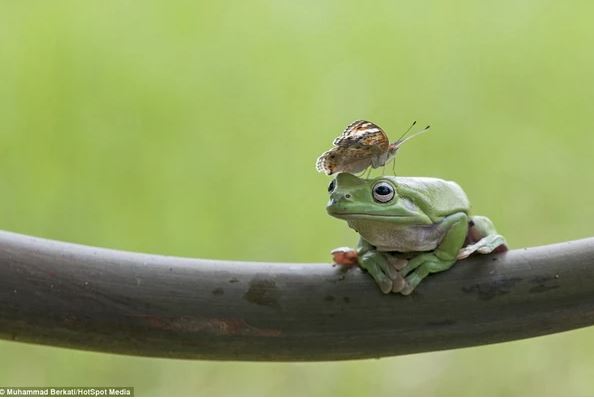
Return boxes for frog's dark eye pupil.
[372,182,395,203]
[328,179,336,193]
[375,186,391,196]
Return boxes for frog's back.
[392,176,470,220]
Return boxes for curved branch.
[0,229,593,361]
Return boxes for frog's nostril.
[345,194,352,199]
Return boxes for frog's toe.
[378,278,393,294]
[391,274,406,293]
[331,247,358,266]
[478,242,508,254]
[400,281,415,296]
[458,235,508,259]
[383,256,407,280]
[384,263,400,280]
[400,262,442,295]
[457,248,473,260]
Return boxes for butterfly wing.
[316,146,374,175]
[333,120,390,152]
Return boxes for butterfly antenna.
[395,120,417,143]
[394,125,431,147]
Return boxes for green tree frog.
[327,172,507,295]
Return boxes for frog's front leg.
[398,212,469,295]
[357,238,405,294]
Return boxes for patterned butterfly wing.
[332,120,390,152]
[316,145,374,175]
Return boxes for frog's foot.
[391,273,406,293]
[384,255,408,293]
[359,251,396,294]
[457,235,508,260]
[398,253,455,295]
[331,247,359,267]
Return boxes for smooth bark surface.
[0,230,593,361]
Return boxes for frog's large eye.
[372,182,395,203]
[328,179,336,193]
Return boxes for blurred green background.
[1,0,594,395]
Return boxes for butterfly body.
[316,120,425,176]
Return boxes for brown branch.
[0,230,593,361]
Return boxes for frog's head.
[325,172,432,224]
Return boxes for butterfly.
[315,120,430,176]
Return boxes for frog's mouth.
[328,211,430,224]
[330,212,403,218]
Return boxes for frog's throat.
[345,217,449,252]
